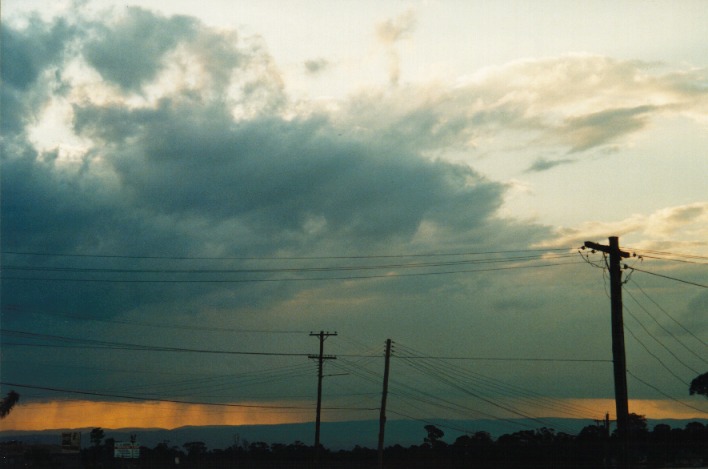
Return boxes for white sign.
[114,442,140,459]
[61,432,81,451]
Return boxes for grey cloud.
[71,97,504,249]
[304,58,329,74]
[525,157,576,173]
[0,18,74,134]
[665,205,705,224]
[0,17,72,91]
[683,291,708,336]
[556,105,655,153]
[83,7,198,91]
[2,3,518,324]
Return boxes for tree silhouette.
[689,372,708,398]
[0,390,19,418]
[423,425,446,448]
[183,441,207,460]
[90,428,105,447]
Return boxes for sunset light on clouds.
[1,0,706,442]
[2,398,702,432]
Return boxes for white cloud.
[539,202,708,256]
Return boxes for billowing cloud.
[1,7,526,326]
[0,16,75,135]
[83,8,198,91]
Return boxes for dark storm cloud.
[1,6,517,328]
[0,17,72,91]
[0,17,74,134]
[71,96,504,250]
[83,7,198,91]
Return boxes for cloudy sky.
[1,0,706,438]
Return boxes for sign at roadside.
[114,441,140,459]
[61,432,81,452]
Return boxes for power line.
[3,326,613,380]
[633,255,708,265]
[1,305,309,334]
[393,343,600,421]
[622,305,700,375]
[392,355,610,363]
[624,287,707,365]
[627,266,708,289]
[625,371,708,416]
[1,253,576,274]
[0,382,376,412]
[624,247,708,262]
[1,329,311,357]
[395,353,576,433]
[0,259,585,283]
[0,247,574,261]
[622,317,690,386]
[627,278,707,347]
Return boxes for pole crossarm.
[584,241,631,258]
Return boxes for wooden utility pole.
[584,236,630,467]
[378,339,392,469]
[309,331,337,464]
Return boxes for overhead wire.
[0,381,376,412]
[622,313,690,386]
[627,278,707,348]
[392,342,587,434]
[397,355,601,419]
[1,247,574,261]
[626,266,707,289]
[622,307,700,375]
[394,354,578,434]
[1,253,577,275]
[396,345,600,418]
[626,370,708,416]
[623,247,708,263]
[1,329,312,357]
[624,287,707,365]
[1,259,584,283]
[1,305,310,334]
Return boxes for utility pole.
[378,339,392,469]
[309,331,337,464]
[584,236,630,467]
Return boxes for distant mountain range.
[3,418,706,451]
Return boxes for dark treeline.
[6,416,707,468]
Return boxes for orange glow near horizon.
[562,398,708,421]
[1,398,705,432]
[0,400,315,431]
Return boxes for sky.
[1,0,707,440]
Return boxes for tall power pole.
[309,331,337,464]
[378,339,392,469]
[584,236,630,466]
